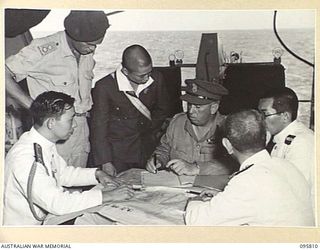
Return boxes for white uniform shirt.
[6,31,95,114]
[271,120,314,206]
[3,127,102,225]
[185,150,314,226]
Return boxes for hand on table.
[95,169,119,187]
[102,185,135,203]
[102,162,117,177]
[166,159,200,176]
[199,189,220,201]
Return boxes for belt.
[75,112,88,117]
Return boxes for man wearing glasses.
[185,109,314,226]
[258,87,314,211]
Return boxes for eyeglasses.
[261,111,283,118]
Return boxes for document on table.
[193,174,230,191]
[141,170,195,187]
[44,204,103,225]
[44,169,192,225]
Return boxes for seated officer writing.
[185,110,314,226]
[3,91,134,225]
[146,79,237,176]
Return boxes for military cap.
[64,10,110,42]
[180,79,229,105]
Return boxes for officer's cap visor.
[180,93,216,105]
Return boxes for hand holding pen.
[146,154,162,174]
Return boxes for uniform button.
[116,107,120,110]
[124,117,127,120]
[56,42,59,46]
[196,144,200,149]
[64,82,67,85]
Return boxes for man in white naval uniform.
[258,87,315,211]
[185,110,314,226]
[3,91,134,225]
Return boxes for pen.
[186,190,202,195]
[186,189,221,195]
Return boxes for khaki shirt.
[6,31,95,113]
[154,113,232,175]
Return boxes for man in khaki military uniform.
[5,10,110,168]
[185,109,314,226]
[146,79,237,176]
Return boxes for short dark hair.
[224,109,266,153]
[122,44,152,71]
[30,91,75,126]
[261,87,298,120]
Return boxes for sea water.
[93,29,314,126]
[35,29,315,126]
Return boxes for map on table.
[141,170,196,187]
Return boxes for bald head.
[122,44,152,72]
[121,45,153,85]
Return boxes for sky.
[31,9,315,35]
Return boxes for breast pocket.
[49,74,76,88]
[171,141,193,162]
[200,144,221,161]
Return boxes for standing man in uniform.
[258,87,315,210]
[146,79,237,176]
[90,44,170,175]
[5,10,110,168]
[185,110,314,226]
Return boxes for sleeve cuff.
[6,60,26,82]
[88,189,103,206]
[185,200,204,225]
[80,167,100,185]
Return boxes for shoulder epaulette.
[285,135,296,145]
[172,112,185,120]
[229,164,254,180]
[37,41,58,56]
